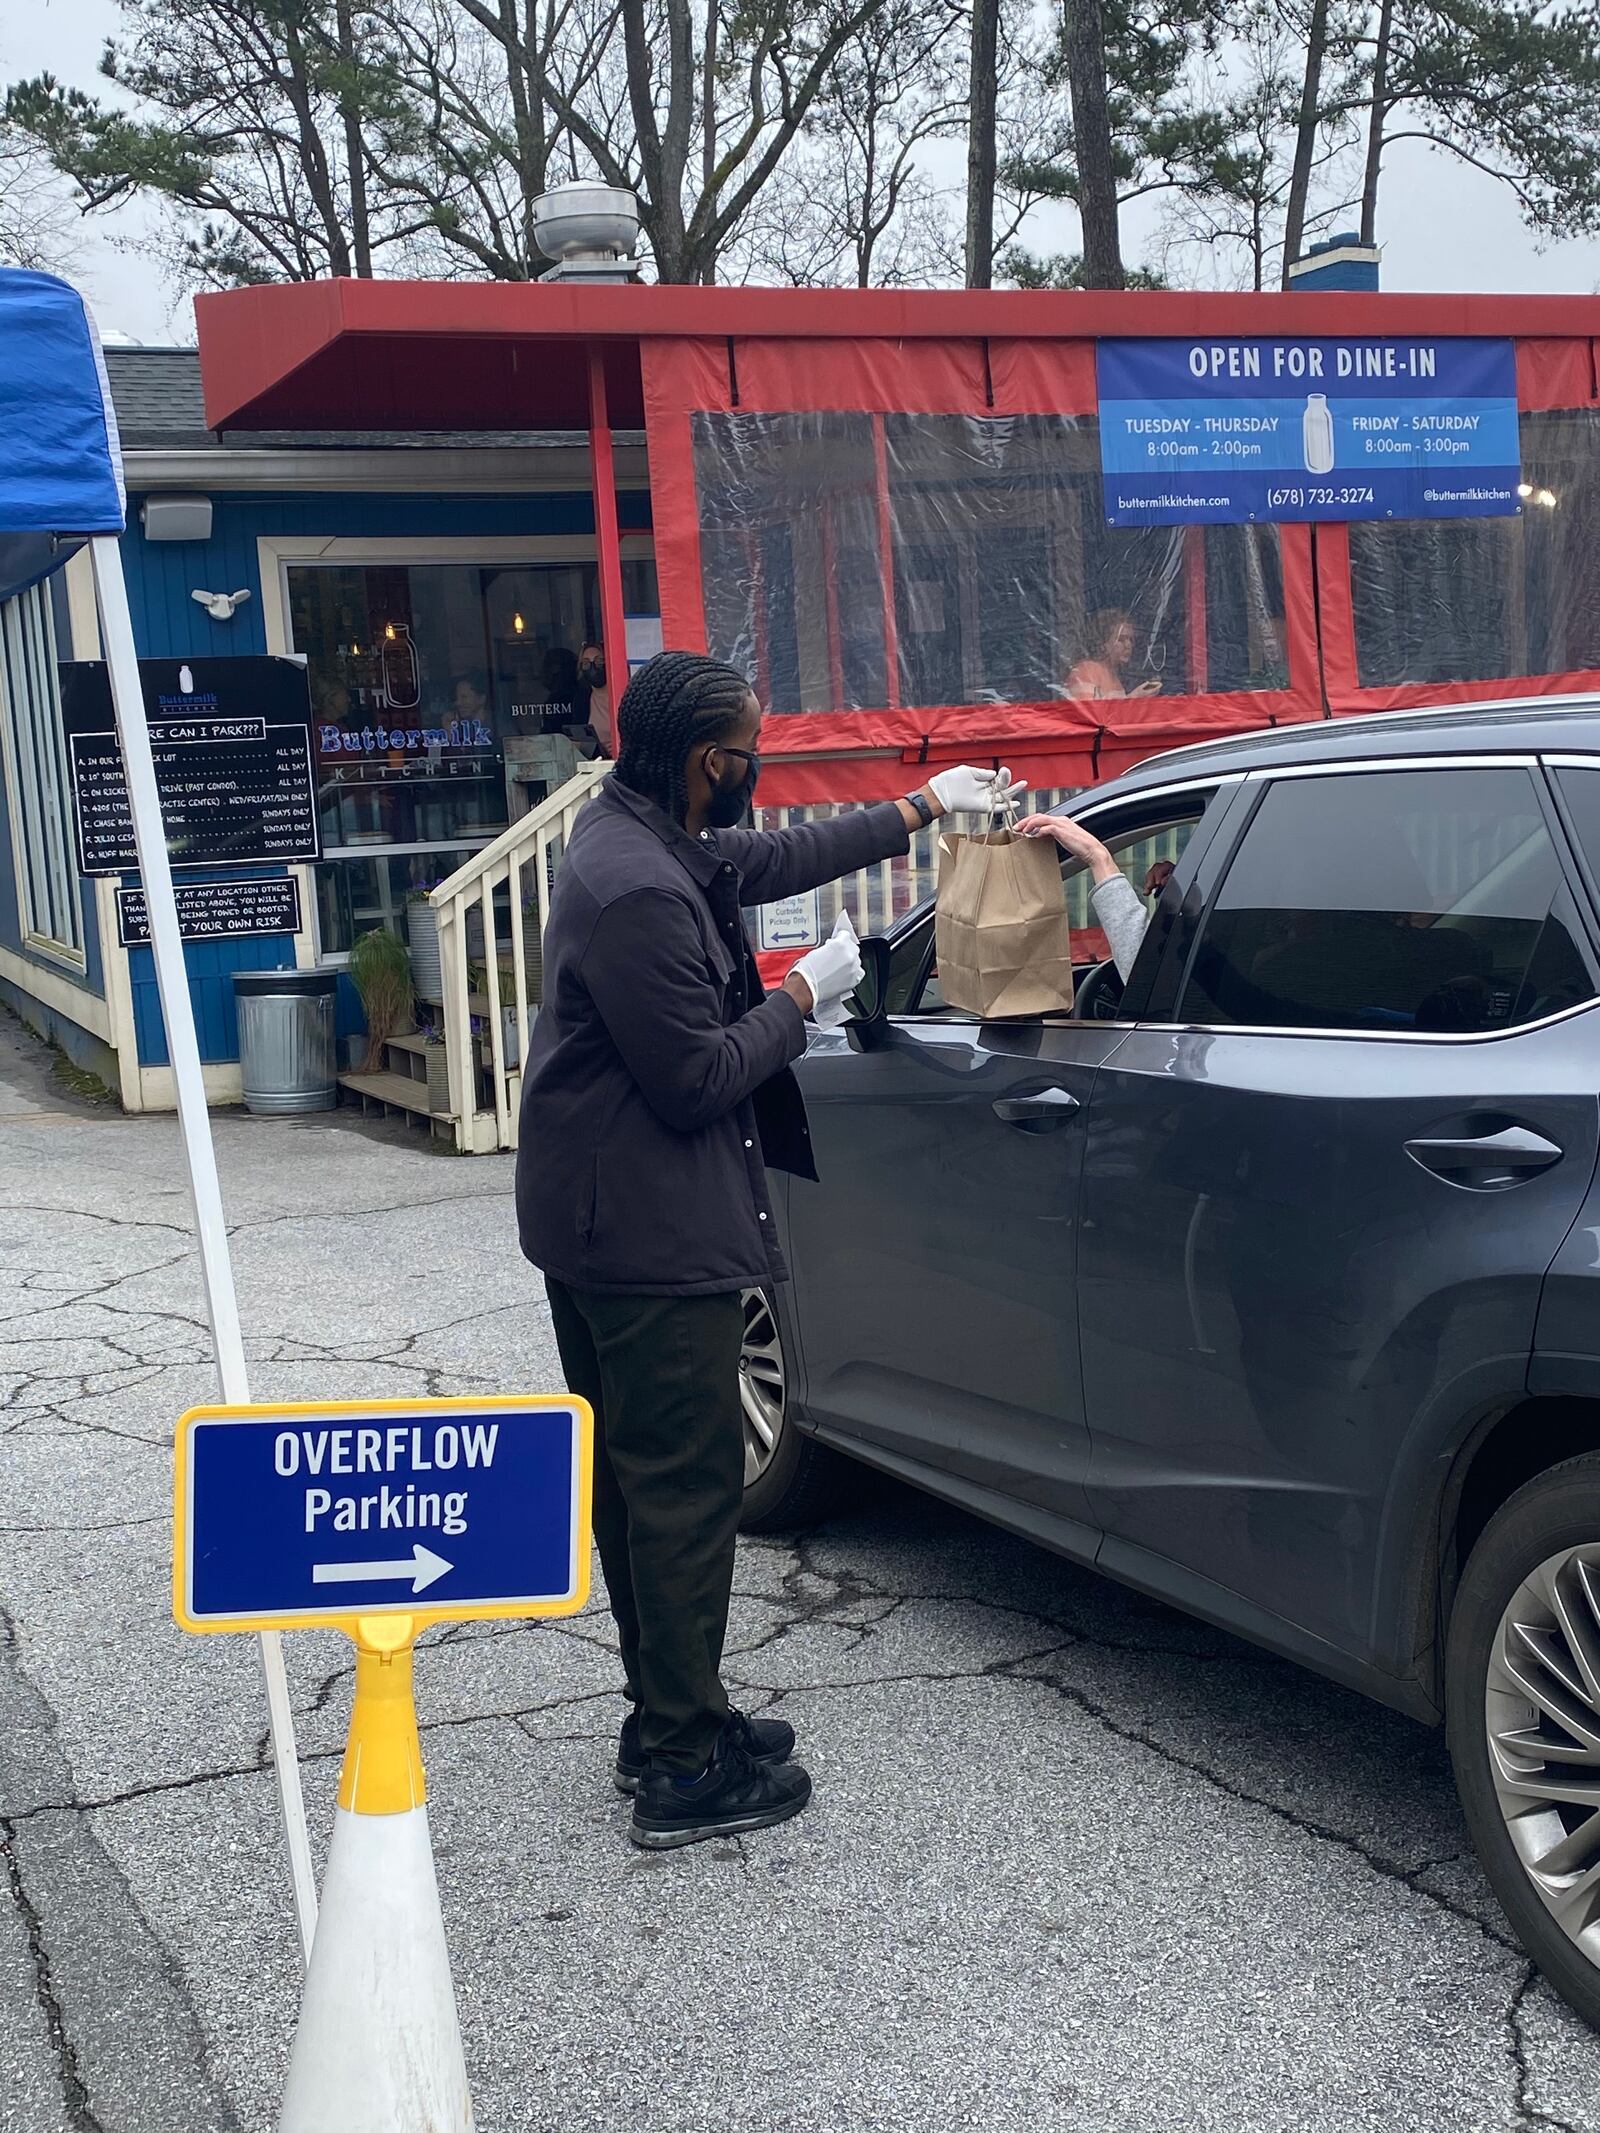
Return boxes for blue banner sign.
[1096,336,1520,526]
[175,1397,593,1631]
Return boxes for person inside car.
[1015,812,1168,981]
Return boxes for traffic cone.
[278,1616,472,2133]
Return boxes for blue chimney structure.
[1287,231,1381,292]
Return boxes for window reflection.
[288,557,656,951]
[1350,411,1600,687]
[693,411,1289,712]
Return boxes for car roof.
[1086,693,1600,803]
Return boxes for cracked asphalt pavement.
[4,1012,1600,2133]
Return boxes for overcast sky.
[11,0,1600,344]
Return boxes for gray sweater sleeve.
[1091,873,1150,982]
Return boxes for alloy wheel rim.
[1486,1544,1600,1966]
[738,1290,785,1487]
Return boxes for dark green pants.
[545,1278,745,1775]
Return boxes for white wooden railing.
[427,771,1077,1154]
[429,761,611,1154]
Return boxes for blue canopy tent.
[0,266,314,1955]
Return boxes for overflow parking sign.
[175,1396,593,1631]
[1096,336,1521,526]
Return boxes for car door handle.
[1404,1124,1564,1190]
[992,1086,1082,1131]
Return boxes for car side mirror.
[846,934,891,1041]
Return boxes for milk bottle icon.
[1302,393,1335,474]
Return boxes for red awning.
[194,279,1600,436]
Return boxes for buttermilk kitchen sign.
[1095,336,1521,526]
[61,657,320,876]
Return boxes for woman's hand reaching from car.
[1015,814,1122,884]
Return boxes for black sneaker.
[629,1733,812,1850]
[614,1707,796,1796]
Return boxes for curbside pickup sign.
[1096,336,1520,526]
[175,1396,593,1632]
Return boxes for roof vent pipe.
[532,184,643,283]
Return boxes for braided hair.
[612,651,754,824]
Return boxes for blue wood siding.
[0,634,102,997]
[130,929,301,1067]
[122,486,653,660]
[120,480,650,1066]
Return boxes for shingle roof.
[101,344,641,454]
[102,347,213,450]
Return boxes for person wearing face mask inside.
[516,650,1019,1849]
[574,639,610,739]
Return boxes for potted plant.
[520,880,544,1007]
[406,885,444,1005]
[421,1030,451,1113]
[348,927,415,1073]
[469,959,530,1071]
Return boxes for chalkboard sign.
[116,876,303,948]
[61,658,320,877]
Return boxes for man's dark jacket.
[515,776,909,1295]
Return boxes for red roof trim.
[195,278,1600,432]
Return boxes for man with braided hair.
[516,649,1021,1848]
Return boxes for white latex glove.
[928,764,1027,817]
[791,908,863,1028]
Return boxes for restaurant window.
[0,580,83,959]
[1349,411,1600,688]
[694,411,1288,713]
[696,413,888,712]
[287,557,656,952]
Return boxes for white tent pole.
[88,535,318,1966]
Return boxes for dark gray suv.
[740,698,1600,2028]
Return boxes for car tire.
[1447,1453,1600,2029]
[738,1287,844,1532]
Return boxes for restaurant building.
[3,276,1599,1121]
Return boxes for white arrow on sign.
[311,1544,453,1595]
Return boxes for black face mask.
[706,746,760,828]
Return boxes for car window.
[1555,765,1600,895]
[1176,765,1595,1034]
[1061,818,1197,966]
[887,797,1207,1016]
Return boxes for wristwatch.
[904,789,936,829]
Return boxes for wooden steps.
[339,1027,453,1141]
[339,1069,441,1115]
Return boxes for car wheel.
[738,1288,842,1531]
[1447,1454,1600,2028]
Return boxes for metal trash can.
[233,969,338,1116]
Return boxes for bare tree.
[1153,4,1360,288]
[1060,0,1124,283]
[7,0,426,285]
[1281,0,1332,271]
[965,0,1000,283]
[1000,0,1226,289]
[1349,0,1600,247]
[735,0,967,285]
[0,127,85,275]
[353,0,602,278]
[538,0,897,281]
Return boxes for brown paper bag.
[935,826,1076,1018]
